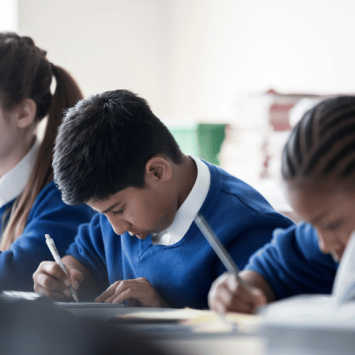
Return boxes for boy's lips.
[129,231,148,239]
[136,232,149,239]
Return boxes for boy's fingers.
[67,269,84,290]
[33,262,83,300]
[102,280,138,303]
[110,288,138,304]
[110,286,152,305]
[96,279,160,306]
[104,281,154,305]
[112,279,138,293]
[33,281,71,301]
[95,281,121,302]
[34,271,68,293]
[36,261,70,284]
[33,267,69,295]
[36,261,83,285]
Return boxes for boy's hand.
[208,272,267,314]
[95,277,169,307]
[33,261,83,301]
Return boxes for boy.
[33,90,293,309]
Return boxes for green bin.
[165,123,226,166]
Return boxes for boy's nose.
[107,216,131,235]
[317,231,341,254]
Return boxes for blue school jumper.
[245,223,338,300]
[67,161,293,309]
[0,181,95,291]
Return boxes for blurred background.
[2,0,355,216]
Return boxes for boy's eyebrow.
[309,211,328,225]
[102,201,121,214]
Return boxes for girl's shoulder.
[28,181,95,220]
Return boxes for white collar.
[0,138,40,208]
[151,156,211,246]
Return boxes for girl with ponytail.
[208,96,355,313]
[0,33,94,291]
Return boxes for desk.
[57,304,265,355]
[154,335,264,355]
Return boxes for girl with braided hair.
[208,95,355,313]
[0,33,94,291]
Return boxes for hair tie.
[50,62,55,74]
[49,63,57,94]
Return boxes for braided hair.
[0,33,83,250]
[282,96,355,186]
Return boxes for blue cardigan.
[67,161,293,309]
[0,181,95,291]
[245,222,338,300]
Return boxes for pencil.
[45,234,79,302]
[194,213,249,288]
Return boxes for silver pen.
[45,234,79,302]
[194,213,249,288]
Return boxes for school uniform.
[67,157,293,309]
[245,222,338,300]
[0,139,95,291]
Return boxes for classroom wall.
[18,0,172,118]
[0,0,18,32]
[18,0,355,120]
[168,0,355,119]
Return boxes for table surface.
[154,335,264,355]
[57,304,265,355]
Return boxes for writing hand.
[208,272,267,314]
[33,261,83,301]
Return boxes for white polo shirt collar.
[151,155,211,246]
[0,138,40,208]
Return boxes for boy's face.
[86,167,178,239]
[284,181,355,262]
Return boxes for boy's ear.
[145,157,173,182]
[16,99,37,128]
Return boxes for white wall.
[0,0,18,31]
[168,0,355,119]
[17,0,355,119]
[19,0,171,117]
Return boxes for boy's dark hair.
[53,90,183,205]
[282,95,355,183]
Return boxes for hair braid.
[282,96,355,184]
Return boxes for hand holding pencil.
[44,234,79,302]
[195,214,267,314]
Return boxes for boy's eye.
[113,208,124,215]
[321,220,341,230]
